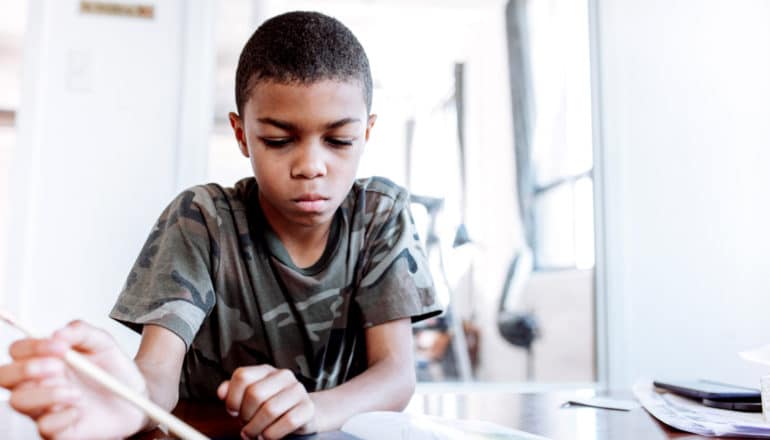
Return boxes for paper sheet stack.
[634,381,770,437]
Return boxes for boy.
[0,11,440,440]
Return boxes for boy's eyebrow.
[325,118,361,129]
[256,117,361,130]
[257,118,295,130]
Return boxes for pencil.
[0,310,209,440]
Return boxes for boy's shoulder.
[170,178,256,214]
[344,177,412,238]
[349,176,409,207]
[150,179,256,238]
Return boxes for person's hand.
[217,365,317,440]
[0,320,148,439]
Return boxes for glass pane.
[517,0,596,383]
[528,0,594,185]
[534,183,576,269]
[574,177,595,270]
[533,177,594,270]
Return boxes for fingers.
[9,383,81,417]
[221,365,275,416]
[37,406,81,440]
[0,357,66,390]
[241,382,309,439]
[216,381,229,400]
[10,381,49,419]
[239,369,297,423]
[8,321,115,360]
[9,338,68,361]
[260,400,315,440]
[220,366,314,440]
[1,321,113,393]
[51,320,117,355]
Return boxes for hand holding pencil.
[0,317,206,440]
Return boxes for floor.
[445,268,596,384]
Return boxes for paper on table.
[341,411,550,440]
[634,380,770,437]
[563,396,640,411]
[740,345,770,366]
[739,345,770,423]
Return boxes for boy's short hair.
[235,11,373,115]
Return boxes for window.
[527,0,595,270]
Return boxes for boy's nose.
[291,144,327,179]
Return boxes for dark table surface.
[0,387,713,439]
[405,387,708,439]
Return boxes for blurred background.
[1,0,769,394]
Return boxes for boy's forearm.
[133,324,187,431]
[140,364,180,410]
[309,357,416,432]
[134,359,182,432]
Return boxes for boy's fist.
[217,365,317,440]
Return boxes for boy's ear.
[228,112,249,157]
[364,114,377,142]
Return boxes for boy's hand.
[0,320,148,439]
[217,365,317,440]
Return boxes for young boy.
[0,11,440,440]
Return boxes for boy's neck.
[258,193,334,269]
[274,221,332,269]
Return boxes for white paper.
[564,396,640,411]
[634,380,770,437]
[740,345,770,367]
[341,411,550,440]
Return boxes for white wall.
[595,0,770,388]
[3,0,214,356]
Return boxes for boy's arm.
[309,317,416,431]
[134,324,187,429]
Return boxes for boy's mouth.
[292,194,329,212]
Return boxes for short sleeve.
[355,193,443,328]
[109,187,218,349]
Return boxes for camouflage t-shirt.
[110,176,441,399]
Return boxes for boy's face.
[229,79,376,231]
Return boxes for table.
[405,388,706,439]
[0,388,711,439]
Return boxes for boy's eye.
[260,138,291,148]
[326,137,354,147]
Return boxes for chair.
[497,246,540,380]
[410,194,473,382]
